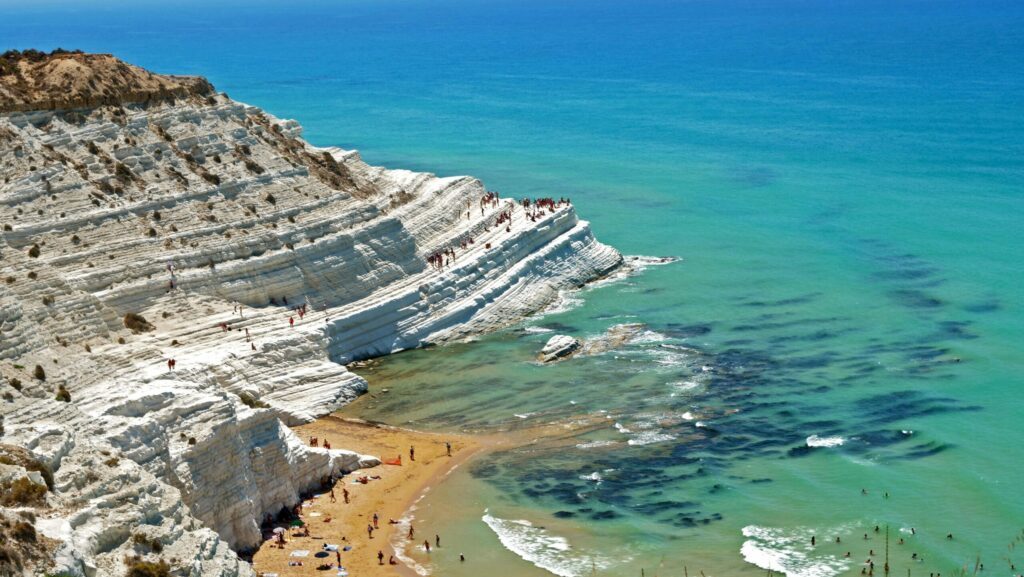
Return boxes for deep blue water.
[4,1,1023,575]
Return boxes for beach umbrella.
[272,527,285,534]
[291,519,304,527]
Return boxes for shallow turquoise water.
[4,1,1023,575]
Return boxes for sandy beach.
[251,415,482,577]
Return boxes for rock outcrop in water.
[0,51,622,576]
[536,324,649,364]
[538,334,581,362]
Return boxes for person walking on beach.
[367,524,374,539]
[408,525,414,539]
[423,540,431,553]
[289,316,294,327]
[377,550,384,565]
[446,441,452,457]
[373,513,379,529]
[435,534,441,548]
[410,446,415,461]
[343,487,349,504]
[330,488,336,503]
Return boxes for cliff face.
[0,53,622,577]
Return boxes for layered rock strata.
[538,334,582,362]
[0,52,622,576]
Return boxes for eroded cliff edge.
[0,51,622,576]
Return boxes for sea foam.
[575,440,619,450]
[806,435,845,448]
[741,525,851,577]
[627,431,677,446]
[482,512,611,577]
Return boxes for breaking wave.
[806,435,845,448]
[626,431,677,446]
[575,440,619,450]
[741,525,852,577]
[482,512,612,577]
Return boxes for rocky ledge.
[0,51,622,576]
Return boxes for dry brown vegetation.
[0,445,54,489]
[0,49,213,113]
[123,313,155,333]
[0,510,59,576]
[124,557,172,577]
[0,478,47,507]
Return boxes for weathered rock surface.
[538,334,581,362]
[0,52,621,576]
[0,50,213,114]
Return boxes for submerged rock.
[580,323,648,355]
[539,335,581,362]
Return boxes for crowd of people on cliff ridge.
[429,192,573,271]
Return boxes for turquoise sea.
[4,0,1023,575]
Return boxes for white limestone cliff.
[0,54,622,576]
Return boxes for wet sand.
[251,415,483,577]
